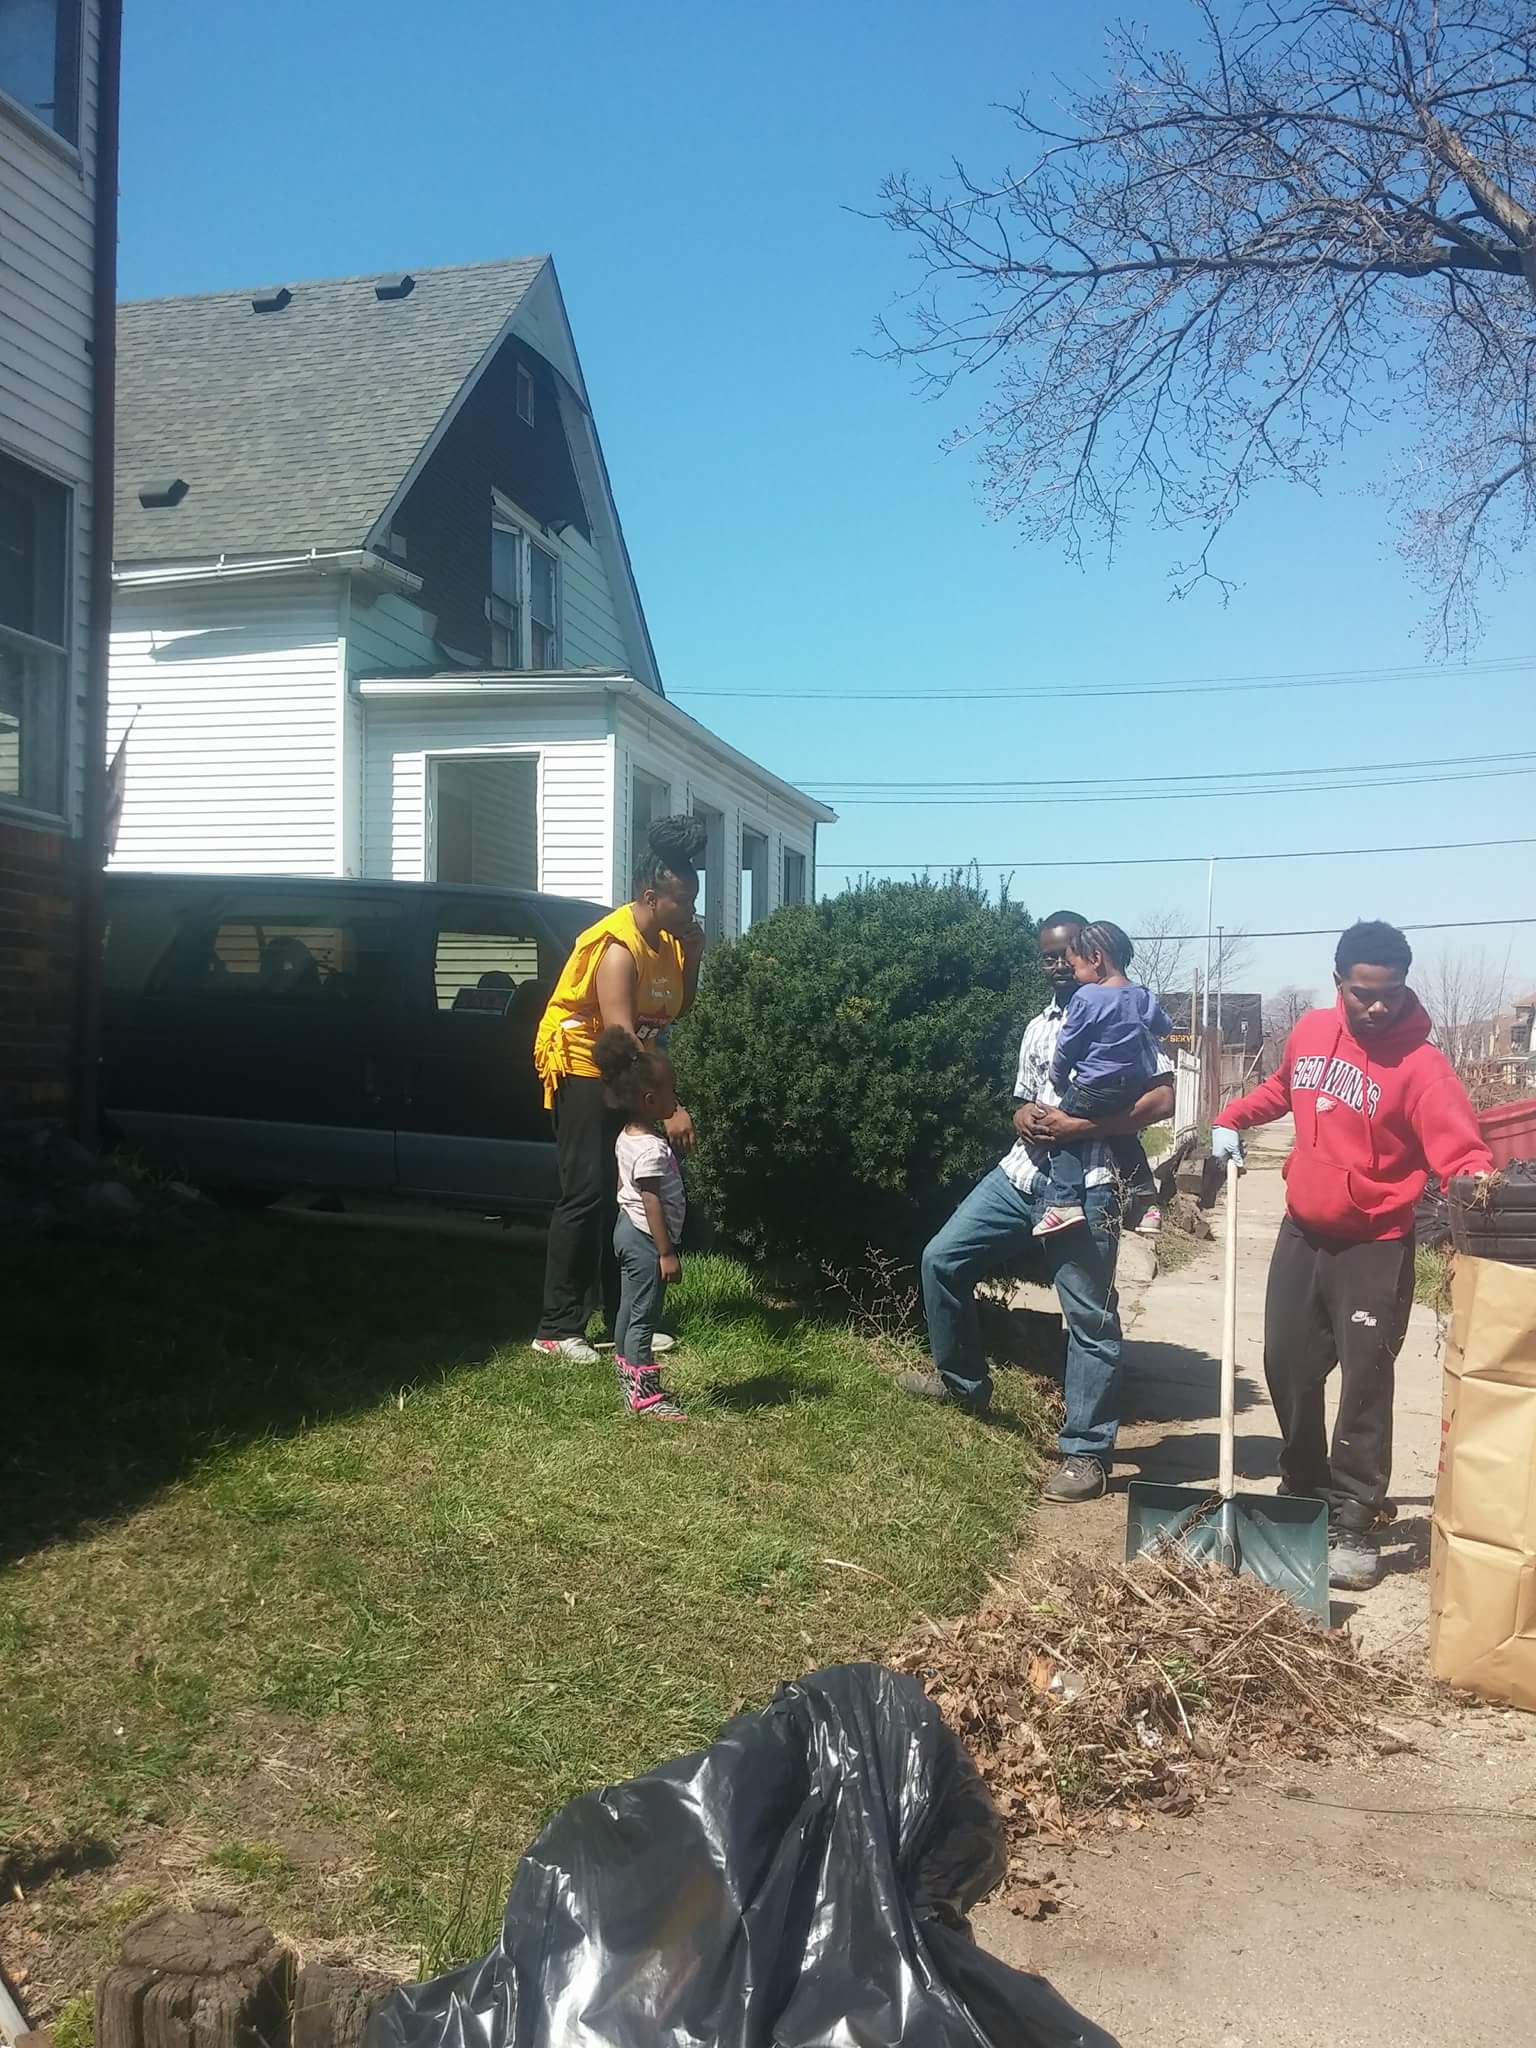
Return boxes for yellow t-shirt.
[533,904,687,1107]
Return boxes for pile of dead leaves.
[891,1552,1415,1855]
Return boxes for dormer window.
[490,510,559,669]
[515,364,536,427]
[0,0,81,144]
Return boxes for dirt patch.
[0,1715,377,2026]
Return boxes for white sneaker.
[530,1336,600,1365]
[1136,1206,1162,1237]
[594,1332,676,1355]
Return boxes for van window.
[104,901,186,993]
[433,909,550,1014]
[145,893,401,1005]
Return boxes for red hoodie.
[1213,993,1491,1242]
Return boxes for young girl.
[1037,919,1173,1237]
[593,1027,688,1420]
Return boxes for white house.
[106,257,832,936]
[1,0,121,1128]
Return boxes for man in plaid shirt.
[902,911,1174,1502]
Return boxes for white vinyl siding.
[346,587,439,674]
[556,523,628,670]
[615,697,822,935]
[106,575,344,873]
[0,0,102,829]
[362,696,610,899]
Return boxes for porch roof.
[355,672,837,825]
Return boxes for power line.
[816,833,1536,871]
[1136,917,1536,943]
[802,747,1533,793]
[816,762,1536,804]
[672,654,1535,705]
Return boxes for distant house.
[107,258,832,936]
[1159,991,1263,1054]
[1,0,122,1128]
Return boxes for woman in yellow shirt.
[531,815,706,1361]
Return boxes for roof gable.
[113,257,547,563]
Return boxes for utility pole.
[1201,857,1215,1037]
[1216,924,1225,1064]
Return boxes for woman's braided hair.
[634,813,707,896]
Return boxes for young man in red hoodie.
[1212,920,1491,1592]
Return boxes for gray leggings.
[614,1212,668,1365]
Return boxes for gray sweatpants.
[614,1212,668,1365]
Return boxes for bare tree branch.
[873,0,1536,646]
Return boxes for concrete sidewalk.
[973,1124,1536,2048]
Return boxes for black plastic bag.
[367,1662,1117,2048]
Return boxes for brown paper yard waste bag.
[1430,1254,1536,1707]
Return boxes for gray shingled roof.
[114,257,548,564]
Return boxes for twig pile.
[891,1552,1414,1851]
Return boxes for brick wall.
[0,820,85,1124]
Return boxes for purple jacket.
[1049,983,1173,1092]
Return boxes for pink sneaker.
[1033,1205,1086,1238]
[616,1357,686,1420]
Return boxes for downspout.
[74,0,124,1142]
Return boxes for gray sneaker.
[1328,1526,1382,1590]
[1041,1454,1108,1503]
[896,1369,990,1418]
[531,1335,600,1365]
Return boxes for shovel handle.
[1219,1155,1238,1499]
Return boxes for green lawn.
[0,1212,1047,2002]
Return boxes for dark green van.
[101,873,607,1213]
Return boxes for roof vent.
[251,287,292,313]
[374,274,416,301]
[138,478,190,509]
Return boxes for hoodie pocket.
[1286,1153,1417,1233]
[1284,1152,1357,1235]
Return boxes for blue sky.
[117,0,1534,996]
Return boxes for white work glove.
[1210,1124,1245,1165]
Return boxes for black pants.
[1263,1214,1415,1530]
[538,1076,624,1340]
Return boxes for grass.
[1415,1243,1452,1312]
[0,1212,1048,1997]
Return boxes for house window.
[783,848,807,906]
[490,518,559,669]
[0,0,81,144]
[631,769,670,878]
[692,801,725,942]
[515,363,536,427]
[0,453,69,819]
[740,827,769,930]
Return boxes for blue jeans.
[921,1167,1123,1459]
[614,1213,668,1366]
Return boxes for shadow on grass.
[701,1370,835,1412]
[0,1215,548,1566]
